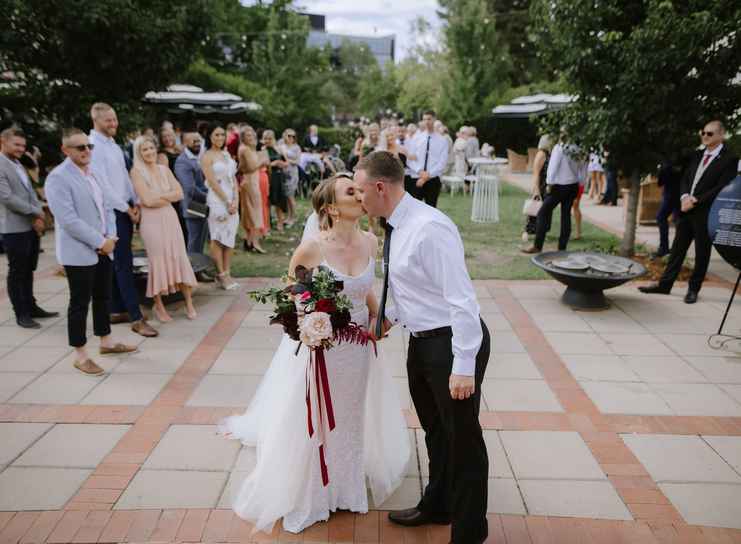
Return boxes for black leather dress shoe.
[638,283,671,295]
[684,290,698,304]
[31,307,60,319]
[388,508,451,527]
[17,316,41,329]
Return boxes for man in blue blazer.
[174,130,213,282]
[45,128,137,376]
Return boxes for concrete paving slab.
[13,424,130,468]
[487,478,526,515]
[81,373,171,405]
[110,348,193,374]
[652,383,741,416]
[485,354,542,380]
[685,356,741,383]
[144,425,240,471]
[580,381,673,415]
[482,379,564,412]
[659,483,741,529]
[622,434,741,483]
[0,373,38,403]
[561,355,639,382]
[115,469,228,509]
[209,349,275,375]
[0,423,53,466]
[544,332,611,355]
[703,436,741,475]
[500,431,605,480]
[0,467,91,510]
[186,375,262,407]
[601,333,675,357]
[519,480,632,520]
[0,346,71,373]
[621,356,708,383]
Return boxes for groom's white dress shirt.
[385,193,482,376]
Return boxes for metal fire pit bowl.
[532,251,647,310]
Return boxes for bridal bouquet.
[248,265,375,485]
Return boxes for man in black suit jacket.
[301,124,326,151]
[640,120,739,303]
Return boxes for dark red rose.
[315,298,336,313]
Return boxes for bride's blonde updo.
[312,174,345,231]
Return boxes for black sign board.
[709,174,741,270]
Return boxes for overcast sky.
[294,0,442,60]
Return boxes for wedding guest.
[238,126,268,253]
[363,123,381,154]
[640,120,738,303]
[0,126,58,328]
[587,152,605,200]
[652,158,682,258]
[131,136,198,321]
[302,124,326,151]
[45,128,136,376]
[201,123,240,290]
[280,128,301,227]
[466,126,480,160]
[404,123,417,146]
[174,130,212,273]
[158,126,187,239]
[523,135,553,241]
[226,123,240,159]
[521,140,587,254]
[262,130,288,232]
[406,110,449,207]
[379,126,408,166]
[89,103,158,337]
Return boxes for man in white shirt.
[89,102,157,337]
[406,110,449,208]
[355,151,490,544]
[640,120,738,303]
[522,141,587,254]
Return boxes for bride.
[219,173,410,534]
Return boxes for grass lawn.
[229,182,623,280]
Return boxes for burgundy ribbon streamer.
[305,347,336,486]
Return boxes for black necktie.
[376,219,393,338]
[422,135,431,171]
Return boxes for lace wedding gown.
[219,253,410,534]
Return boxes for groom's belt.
[410,326,452,339]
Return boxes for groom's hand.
[449,374,475,400]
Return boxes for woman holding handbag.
[522,135,553,242]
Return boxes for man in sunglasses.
[45,129,137,375]
[640,120,738,303]
[0,126,59,328]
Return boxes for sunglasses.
[700,131,715,137]
[71,144,95,151]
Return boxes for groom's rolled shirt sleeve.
[420,223,482,376]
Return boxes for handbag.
[522,195,542,217]
[186,199,209,219]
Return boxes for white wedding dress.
[219,241,410,534]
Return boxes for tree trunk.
[619,171,641,257]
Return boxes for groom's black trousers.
[407,319,490,544]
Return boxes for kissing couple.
[220,151,491,544]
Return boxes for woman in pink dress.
[130,136,198,322]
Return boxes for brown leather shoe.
[520,245,541,254]
[110,312,130,324]
[99,343,138,355]
[132,319,158,337]
[74,359,105,376]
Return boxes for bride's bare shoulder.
[290,237,322,270]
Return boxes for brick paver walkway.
[2,236,741,542]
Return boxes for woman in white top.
[587,151,605,200]
[200,123,239,290]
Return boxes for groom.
[355,151,490,544]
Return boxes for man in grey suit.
[0,126,59,328]
[174,131,213,282]
[45,128,137,375]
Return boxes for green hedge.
[317,126,360,158]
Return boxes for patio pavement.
[2,234,741,542]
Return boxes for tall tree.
[437,0,512,127]
[486,0,541,85]
[0,0,211,128]
[531,0,741,255]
